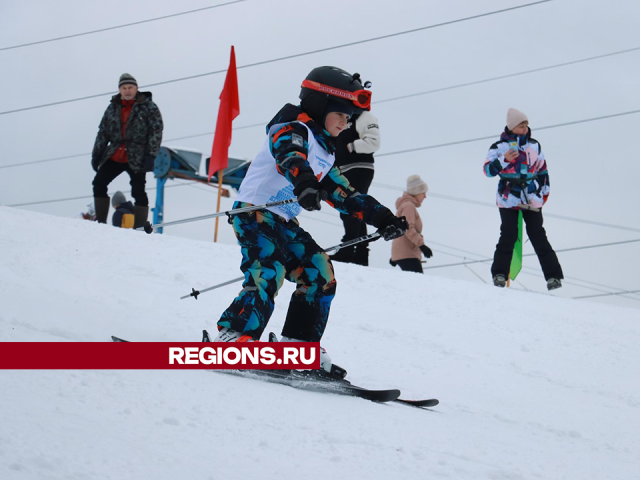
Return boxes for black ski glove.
[143,154,156,172]
[420,245,433,258]
[91,156,100,172]
[294,175,327,211]
[377,215,408,241]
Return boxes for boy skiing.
[215,66,408,372]
[483,108,564,290]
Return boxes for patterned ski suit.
[218,104,395,341]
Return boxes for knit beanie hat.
[506,108,528,130]
[406,175,428,195]
[112,191,127,207]
[118,73,138,88]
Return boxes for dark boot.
[134,205,149,229]
[546,278,562,290]
[352,244,369,266]
[94,197,110,224]
[329,246,355,264]
[493,274,507,288]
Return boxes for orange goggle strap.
[301,79,371,110]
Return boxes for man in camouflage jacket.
[91,73,163,227]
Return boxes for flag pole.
[214,170,224,242]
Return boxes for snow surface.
[1,206,639,480]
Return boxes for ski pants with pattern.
[218,203,337,342]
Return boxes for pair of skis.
[220,368,438,408]
[110,335,438,409]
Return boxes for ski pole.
[180,276,244,300]
[324,232,380,254]
[138,198,298,233]
[181,232,381,300]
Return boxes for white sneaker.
[214,327,255,342]
[280,335,332,373]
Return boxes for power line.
[136,42,640,140]
[0,152,90,169]
[423,246,640,302]
[375,46,640,104]
[4,42,639,168]
[510,265,640,301]
[573,289,640,300]
[423,238,640,269]
[0,1,247,52]
[424,236,640,300]
[5,103,640,188]
[277,204,640,301]
[5,122,640,236]
[59,44,640,142]
[5,182,191,207]
[0,124,263,170]
[8,176,638,302]
[0,0,553,116]
[285,208,639,299]
[376,109,640,158]
[372,182,640,234]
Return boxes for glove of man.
[143,154,156,172]
[91,157,100,173]
[420,245,433,258]
[377,215,408,241]
[294,176,327,211]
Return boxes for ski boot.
[204,327,256,342]
[277,334,347,379]
[493,274,507,288]
[546,278,562,291]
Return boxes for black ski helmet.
[299,66,371,123]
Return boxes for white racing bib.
[236,122,335,221]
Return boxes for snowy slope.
[1,207,639,480]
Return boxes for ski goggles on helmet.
[301,79,372,110]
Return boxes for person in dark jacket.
[111,191,135,229]
[91,73,163,228]
[330,110,381,266]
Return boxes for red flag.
[208,46,240,181]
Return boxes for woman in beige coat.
[390,175,433,273]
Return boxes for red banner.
[208,45,240,181]
[0,343,320,370]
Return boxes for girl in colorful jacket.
[214,67,408,373]
[483,108,563,290]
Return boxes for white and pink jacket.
[483,128,550,209]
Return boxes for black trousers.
[394,258,424,273]
[92,160,148,206]
[338,168,374,241]
[491,208,563,280]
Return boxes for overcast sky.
[1,0,639,310]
